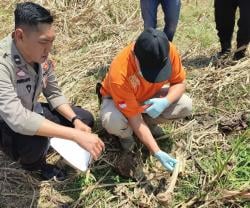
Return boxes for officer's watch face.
[21,23,55,64]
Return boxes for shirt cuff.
[21,112,45,135]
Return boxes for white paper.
[50,137,91,172]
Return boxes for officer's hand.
[144,97,170,118]
[73,119,92,133]
[74,130,105,160]
[154,150,178,172]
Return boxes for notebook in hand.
[50,137,92,171]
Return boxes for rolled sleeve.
[15,111,45,135]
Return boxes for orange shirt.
[101,42,186,118]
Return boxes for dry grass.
[0,0,249,207]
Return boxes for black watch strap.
[71,115,81,124]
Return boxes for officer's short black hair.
[14,2,53,29]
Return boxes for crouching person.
[0,2,104,180]
[99,28,192,172]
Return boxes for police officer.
[214,0,250,60]
[140,0,181,41]
[0,2,104,180]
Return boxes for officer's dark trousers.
[0,103,94,170]
[214,0,250,51]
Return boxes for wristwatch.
[71,115,81,124]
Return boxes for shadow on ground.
[183,55,211,69]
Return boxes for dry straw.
[0,0,249,207]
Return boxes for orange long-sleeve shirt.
[101,42,186,118]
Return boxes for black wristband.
[71,115,81,124]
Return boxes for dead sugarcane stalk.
[156,156,181,204]
[222,189,250,199]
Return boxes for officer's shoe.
[233,50,246,61]
[211,49,232,68]
[41,163,66,181]
[216,49,231,60]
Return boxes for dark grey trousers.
[0,103,94,170]
[214,0,250,51]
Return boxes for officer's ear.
[14,28,24,42]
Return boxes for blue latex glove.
[154,150,178,171]
[144,97,170,118]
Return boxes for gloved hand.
[154,150,178,172]
[144,97,170,118]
